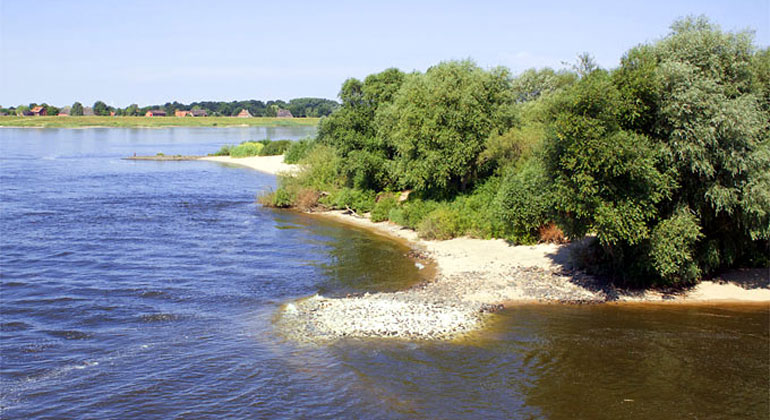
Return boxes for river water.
[1,127,768,419]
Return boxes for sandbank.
[198,155,299,175]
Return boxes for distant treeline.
[1,97,339,117]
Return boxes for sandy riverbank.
[198,155,300,175]
[198,155,769,341]
[277,209,768,341]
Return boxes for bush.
[284,138,316,164]
[272,188,293,208]
[293,145,343,192]
[230,142,264,157]
[212,144,233,156]
[418,207,462,240]
[494,157,554,244]
[328,188,376,213]
[259,139,292,156]
[648,207,703,285]
[371,193,398,222]
[450,177,506,239]
[389,199,440,229]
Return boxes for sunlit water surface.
[1,128,767,419]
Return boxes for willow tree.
[317,68,407,190]
[379,60,517,197]
[548,16,769,285]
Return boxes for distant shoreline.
[0,116,320,129]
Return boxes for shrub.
[259,139,292,156]
[371,193,398,222]
[450,177,506,239]
[230,142,264,157]
[418,207,462,240]
[212,144,233,156]
[293,145,343,192]
[648,207,703,285]
[272,188,293,208]
[329,188,376,213]
[284,138,316,164]
[494,157,554,244]
[392,199,440,229]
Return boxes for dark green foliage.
[284,138,316,163]
[70,102,84,116]
[495,157,554,244]
[317,68,406,191]
[649,207,703,284]
[93,101,109,116]
[544,71,671,247]
[259,140,292,156]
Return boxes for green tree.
[544,71,672,265]
[42,103,59,115]
[124,103,139,116]
[93,101,109,116]
[71,102,84,116]
[317,68,407,190]
[381,60,516,196]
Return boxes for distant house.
[83,107,95,116]
[31,106,47,116]
[276,109,293,118]
[20,110,33,116]
[175,110,191,117]
[236,109,252,118]
[58,111,70,116]
[0,111,7,116]
[145,110,167,117]
[190,109,208,117]
[110,111,116,117]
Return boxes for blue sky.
[1,0,767,107]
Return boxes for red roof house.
[145,110,167,117]
[31,106,47,116]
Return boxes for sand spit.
[198,155,299,175]
[277,210,769,342]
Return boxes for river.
[1,127,767,419]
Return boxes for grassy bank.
[0,116,320,128]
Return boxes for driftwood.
[344,206,364,218]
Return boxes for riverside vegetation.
[263,17,770,288]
